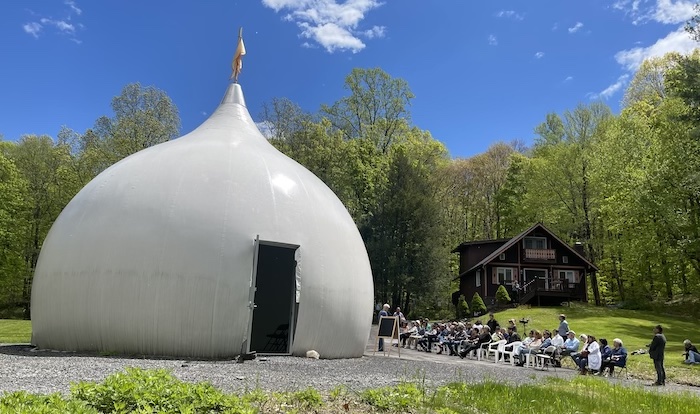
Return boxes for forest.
[1,49,699,319]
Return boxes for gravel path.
[1,344,698,397]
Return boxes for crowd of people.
[379,307,698,386]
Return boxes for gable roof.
[451,238,509,253]
[460,222,599,276]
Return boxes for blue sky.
[1,1,698,158]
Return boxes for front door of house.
[524,269,547,290]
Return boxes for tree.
[0,146,31,316]
[528,103,612,305]
[495,285,511,305]
[321,68,414,152]
[457,296,470,319]
[92,83,180,169]
[259,97,314,141]
[471,292,487,315]
[3,135,78,315]
[685,3,700,42]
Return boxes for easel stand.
[374,316,400,358]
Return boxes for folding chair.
[534,346,558,371]
[613,364,629,379]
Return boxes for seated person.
[600,338,627,376]
[459,326,491,358]
[418,324,439,352]
[551,329,565,349]
[506,326,521,343]
[400,321,417,347]
[515,330,544,366]
[574,335,601,375]
[560,331,580,357]
[447,323,467,356]
[683,339,700,364]
[540,330,553,349]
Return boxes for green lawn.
[0,319,31,344]
[492,304,700,386]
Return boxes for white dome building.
[30,79,374,359]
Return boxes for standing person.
[647,324,667,386]
[394,307,406,325]
[557,314,569,338]
[486,313,499,333]
[683,339,700,364]
[377,304,390,352]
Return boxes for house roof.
[459,222,599,276]
[451,238,509,253]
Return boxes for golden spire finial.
[231,27,246,83]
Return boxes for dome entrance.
[248,238,300,355]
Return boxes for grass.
[2,368,700,413]
[0,319,31,343]
[491,303,700,386]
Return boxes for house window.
[499,253,506,261]
[562,255,568,264]
[476,270,481,287]
[558,270,576,285]
[523,236,547,250]
[497,267,513,285]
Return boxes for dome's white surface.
[30,83,374,359]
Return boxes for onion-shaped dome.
[30,81,374,359]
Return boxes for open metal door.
[243,235,261,355]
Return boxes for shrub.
[471,292,487,316]
[457,296,470,319]
[70,367,251,413]
[495,285,511,305]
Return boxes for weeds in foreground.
[1,368,700,413]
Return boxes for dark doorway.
[524,269,546,288]
[249,243,298,354]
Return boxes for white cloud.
[496,10,524,20]
[552,22,559,31]
[488,34,498,46]
[23,22,42,38]
[261,0,384,53]
[535,51,545,59]
[41,18,75,33]
[22,1,83,42]
[613,0,695,25]
[65,0,82,15]
[568,22,584,33]
[615,26,697,71]
[362,25,385,39]
[256,120,275,139]
[564,76,574,82]
[591,74,630,100]
[653,0,696,23]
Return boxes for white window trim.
[523,236,547,250]
[499,253,506,260]
[476,270,481,287]
[562,255,568,264]
[558,270,576,284]
[497,267,513,285]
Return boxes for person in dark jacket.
[601,338,627,376]
[647,324,667,386]
[506,326,521,343]
[486,313,499,333]
[459,327,491,358]
[683,339,700,364]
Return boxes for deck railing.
[523,248,556,260]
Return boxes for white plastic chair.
[477,340,493,360]
[487,340,507,362]
[501,341,522,365]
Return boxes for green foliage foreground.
[2,367,699,414]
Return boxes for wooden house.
[452,223,598,306]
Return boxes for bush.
[70,367,251,413]
[471,292,487,316]
[495,285,511,305]
[457,296,470,319]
